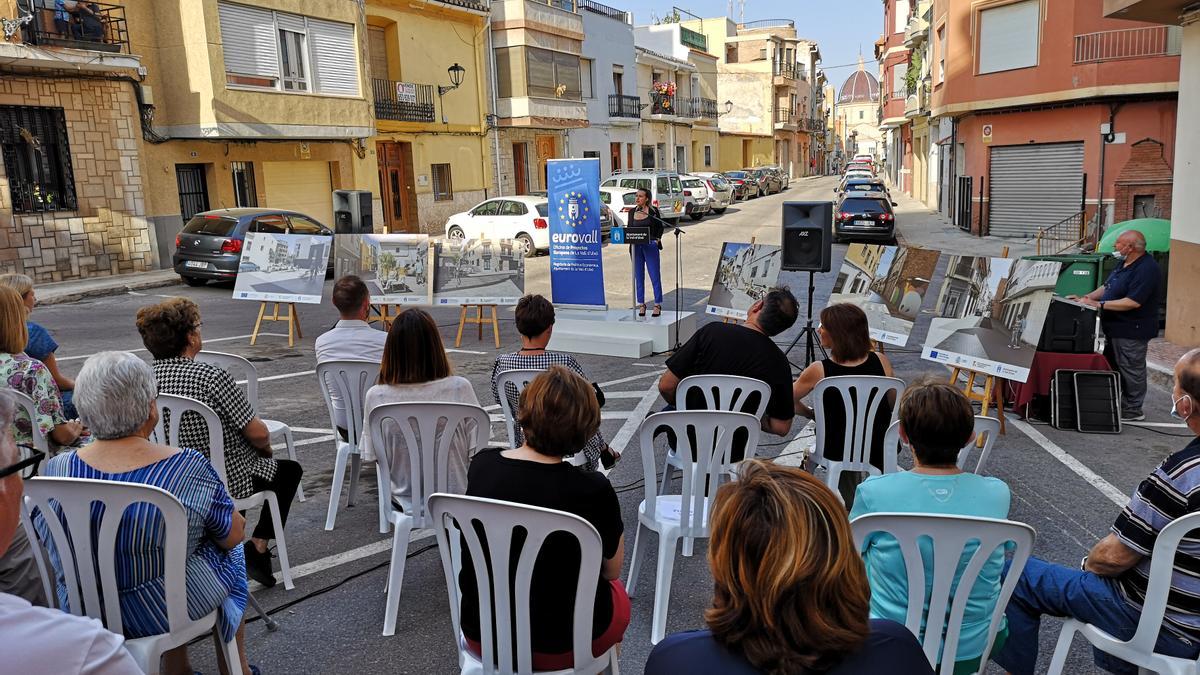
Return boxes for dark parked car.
[743,167,782,196]
[762,165,790,189]
[834,192,896,243]
[721,171,753,200]
[837,177,891,198]
[173,208,334,286]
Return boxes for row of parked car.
[446,166,793,258]
[832,154,899,244]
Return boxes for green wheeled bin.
[1025,253,1109,298]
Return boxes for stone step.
[548,329,654,359]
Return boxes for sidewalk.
[37,268,180,306]
[891,189,1037,258]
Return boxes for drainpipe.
[1097,102,1121,238]
[486,4,503,196]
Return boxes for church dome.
[839,62,879,105]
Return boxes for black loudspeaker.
[781,201,833,272]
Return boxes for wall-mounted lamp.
[438,63,466,124]
[718,100,734,116]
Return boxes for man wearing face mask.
[1067,230,1160,421]
[993,349,1200,674]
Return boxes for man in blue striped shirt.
[994,349,1200,675]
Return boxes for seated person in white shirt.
[315,276,387,439]
[0,390,141,675]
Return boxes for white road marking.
[1010,418,1128,507]
[252,369,316,384]
[631,363,661,368]
[291,435,335,447]
[608,384,662,454]
[248,529,436,592]
[57,333,290,362]
[773,422,815,468]
[599,369,665,388]
[288,427,334,434]
[447,349,488,355]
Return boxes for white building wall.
[568,10,640,178]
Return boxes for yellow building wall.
[718,135,773,171]
[692,128,720,172]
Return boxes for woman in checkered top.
[490,295,614,471]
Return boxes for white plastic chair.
[626,410,761,644]
[810,375,905,500]
[881,416,1003,474]
[367,401,491,637]
[850,513,1035,674]
[10,389,49,461]
[494,368,586,468]
[19,502,55,607]
[23,477,243,675]
[196,350,304,502]
[315,360,386,533]
[1047,510,1200,675]
[428,493,620,675]
[659,374,771,492]
[155,394,294,590]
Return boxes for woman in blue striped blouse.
[36,351,254,675]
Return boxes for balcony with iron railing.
[22,1,129,53]
[680,26,707,51]
[608,94,640,119]
[774,108,795,128]
[773,61,796,79]
[739,19,795,31]
[697,98,718,120]
[675,96,702,120]
[577,0,628,22]
[1074,25,1182,64]
[372,79,436,123]
[527,0,578,12]
[649,92,675,117]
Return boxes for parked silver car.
[601,170,685,221]
[680,176,713,221]
[691,172,734,213]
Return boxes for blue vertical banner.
[547,158,606,307]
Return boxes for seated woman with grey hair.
[34,351,256,675]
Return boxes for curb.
[1149,361,1175,393]
[39,274,182,306]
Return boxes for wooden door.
[626,144,633,171]
[513,143,528,195]
[377,141,418,233]
[610,142,621,172]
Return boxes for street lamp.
[718,99,734,116]
[438,62,466,124]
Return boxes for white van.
[600,170,685,221]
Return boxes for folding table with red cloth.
[1004,351,1113,417]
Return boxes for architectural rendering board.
[432,238,525,306]
[335,234,429,305]
[233,233,331,304]
[706,242,783,320]
[828,244,941,346]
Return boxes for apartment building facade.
[878,0,914,195]
[366,0,492,234]
[490,0,588,195]
[0,0,155,281]
[632,22,721,173]
[138,0,377,265]
[926,0,1180,238]
[567,1,638,178]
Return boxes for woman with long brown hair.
[792,302,896,503]
[646,460,931,674]
[360,308,479,511]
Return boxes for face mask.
[1112,251,1126,261]
[1171,394,1192,421]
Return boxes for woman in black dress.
[629,188,664,317]
[792,303,897,504]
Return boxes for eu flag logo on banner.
[548,159,606,308]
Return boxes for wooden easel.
[455,304,500,348]
[949,366,1007,447]
[250,302,302,347]
[368,303,402,331]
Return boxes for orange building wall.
[955,99,1177,233]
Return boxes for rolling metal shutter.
[309,18,361,96]
[988,142,1084,238]
[217,2,279,78]
[263,161,335,228]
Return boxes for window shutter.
[978,0,1040,74]
[308,18,360,96]
[218,2,279,78]
[276,12,307,34]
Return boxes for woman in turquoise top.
[849,380,1011,674]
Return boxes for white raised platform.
[547,309,697,358]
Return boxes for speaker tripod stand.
[782,270,827,371]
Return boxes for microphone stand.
[669,221,685,351]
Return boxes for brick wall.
[1114,138,1173,223]
[0,77,154,282]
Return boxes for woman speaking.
[630,187,664,317]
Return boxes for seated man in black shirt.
[658,287,799,452]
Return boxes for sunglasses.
[1,446,45,480]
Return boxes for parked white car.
[680,175,713,221]
[600,170,685,221]
[444,196,549,257]
[691,172,734,214]
[600,186,639,227]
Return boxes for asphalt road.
[32,176,1183,674]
